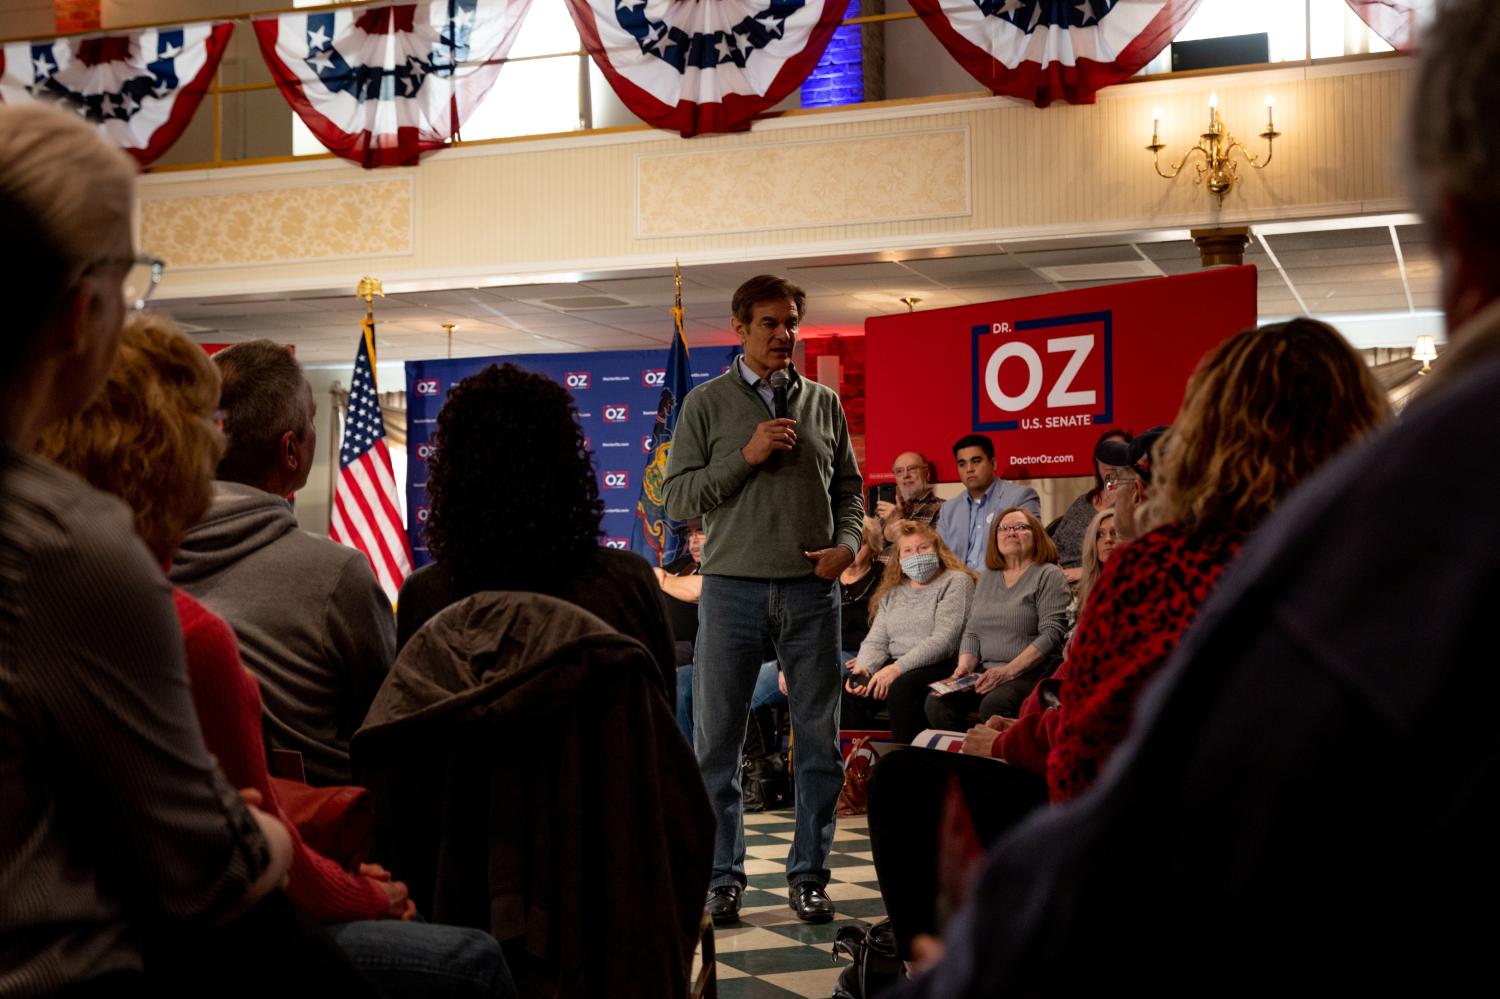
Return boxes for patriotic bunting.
[563,0,849,136]
[0,21,233,166]
[909,0,1202,107]
[1344,1,1432,53]
[253,0,533,168]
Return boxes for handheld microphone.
[769,368,789,420]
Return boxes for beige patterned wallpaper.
[636,128,970,237]
[137,58,1416,299]
[140,178,412,268]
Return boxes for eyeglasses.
[997,524,1032,535]
[1103,471,1138,490]
[892,464,926,476]
[84,254,166,311]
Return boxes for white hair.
[0,103,136,273]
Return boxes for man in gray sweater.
[663,275,864,927]
[170,341,396,787]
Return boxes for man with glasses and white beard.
[875,451,944,564]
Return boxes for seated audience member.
[926,508,1071,730]
[0,102,350,994]
[1095,425,1168,544]
[845,522,975,742]
[657,517,705,667]
[1050,429,1130,578]
[38,313,514,999]
[666,519,786,744]
[937,435,1041,572]
[892,11,1500,985]
[396,363,675,695]
[956,433,1163,775]
[875,452,944,563]
[1036,320,1389,800]
[1073,509,1118,613]
[835,516,889,727]
[957,508,1117,775]
[870,322,1385,965]
[169,339,395,787]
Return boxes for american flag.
[331,319,412,602]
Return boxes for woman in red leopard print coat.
[1042,319,1391,800]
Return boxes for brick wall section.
[803,1,863,109]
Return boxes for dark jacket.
[354,592,712,999]
[395,548,676,700]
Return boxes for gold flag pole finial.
[356,277,383,370]
[357,276,384,310]
[672,259,684,340]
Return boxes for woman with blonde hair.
[1074,507,1119,614]
[845,520,975,742]
[39,313,513,998]
[1021,318,1388,800]
[870,318,1389,962]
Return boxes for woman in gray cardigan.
[926,507,1071,729]
[845,521,976,742]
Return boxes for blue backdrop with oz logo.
[404,348,736,568]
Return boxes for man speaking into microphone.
[663,274,864,926]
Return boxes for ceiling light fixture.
[1147,93,1281,201]
[442,322,458,358]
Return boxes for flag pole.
[357,276,383,373]
[673,258,684,343]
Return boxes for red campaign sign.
[866,267,1257,480]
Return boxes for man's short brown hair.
[212,339,310,486]
[732,275,807,327]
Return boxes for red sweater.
[996,525,1242,798]
[173,588,389,922]
[992,656,1071,775]
[1043,524,1242,802]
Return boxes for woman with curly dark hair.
[395,363,676,694]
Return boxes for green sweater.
[662,360,864,579]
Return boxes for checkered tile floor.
[692,809,886,998]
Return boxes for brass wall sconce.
[1147,93,1281,201]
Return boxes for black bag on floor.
[742,705,792,812]
[831,918,904,999]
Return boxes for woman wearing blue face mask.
[845,521,976,743]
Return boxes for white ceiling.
[155,214,1441,365]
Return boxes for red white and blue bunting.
[564,0,849,136]
[909,0,1202,107]
[0,22,233,166]
[1344,1,1431,53]
[253,0,533,169]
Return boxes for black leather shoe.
[705,884,743,926]
[789,882,835,923]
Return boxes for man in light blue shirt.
[936,434,1042,571]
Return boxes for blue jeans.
[696,574,843,889]
[325,919,516,998]
[676,660,787,745]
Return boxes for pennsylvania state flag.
[632,305,692,566]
